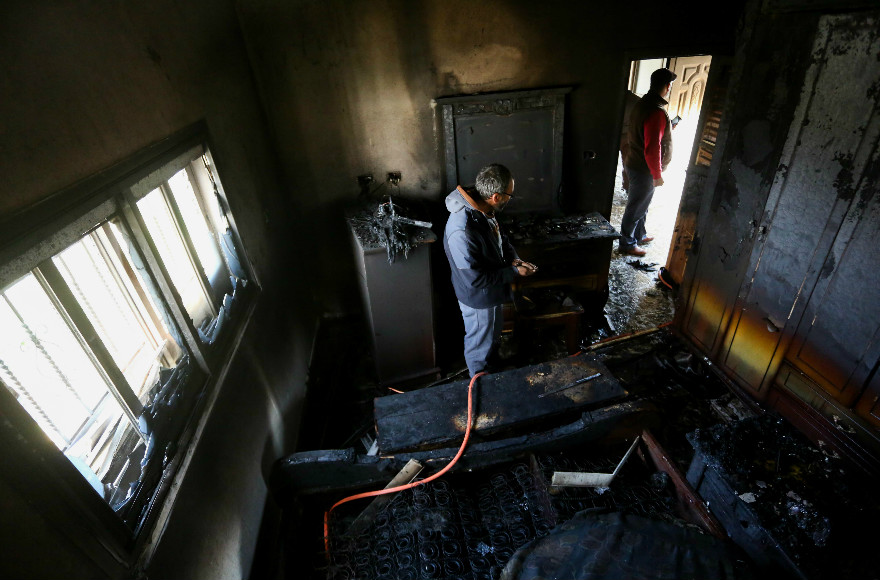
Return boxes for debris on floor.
[322,442,754,580]
[281,320,879,580]
[626,259,658,272]
[687,414,879,580]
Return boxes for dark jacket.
[443,186,518,308]
[624,91,673,177]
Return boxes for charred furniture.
[347,203,440,387]
[504,211,619,318]
[273,326,879,579]
[435,88,619,331]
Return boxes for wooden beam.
[375,354,626,453]
[640,428,726,538]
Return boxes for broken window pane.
[0,142,253,535]
[0,213,197,515]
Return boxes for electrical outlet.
[387,171,401,186]
[357,174,373,188]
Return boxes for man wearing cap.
[619,67,678,257]
[444,163,537,377]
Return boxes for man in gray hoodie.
[443,164,537,377]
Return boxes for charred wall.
[235,0,746,315]
[0,1,315,578]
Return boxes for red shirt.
[643,109,667,179]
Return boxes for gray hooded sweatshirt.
[443,186,519,308]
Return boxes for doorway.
[606,55,711,335]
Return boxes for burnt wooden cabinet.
[504,212,618,296]
[678,9,880,460]
[721,12,880,409]
[782,176,880,409]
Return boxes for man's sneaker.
[619,245,647,257]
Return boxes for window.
[0,136,255,542]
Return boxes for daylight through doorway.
[606,55,711,336]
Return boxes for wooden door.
[666,55,711,122]
[717,12,880,399]
[661,55,711,284]
[664,56,731,285]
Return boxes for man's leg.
[459,301,501,377]
[485,303,505,369]
[619,168,655,249]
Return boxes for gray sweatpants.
[458,301,503,377]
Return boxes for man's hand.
[513,259,538,276]
[653,177,664,187]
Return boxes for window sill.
[132,285,261,569]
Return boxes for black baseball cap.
[650,68,678,87]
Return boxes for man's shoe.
[640,236,655,245]
[619,245,647,257]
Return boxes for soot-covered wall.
[0,1,315,578]
[235,0,746,315]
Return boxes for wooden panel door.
[666,55,711,122]
[664,57,732,285]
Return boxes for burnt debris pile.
[535,446,679,526]
[595,330,755,472]
[291,323,874,579]
[347,198,433,264]
[322,441,749,580]
[688,414,879,580]
[502,213,616,244]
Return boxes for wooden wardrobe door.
[717,12,880,398]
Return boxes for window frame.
[0,123,260,572]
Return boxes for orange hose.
[323,371,487,552]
